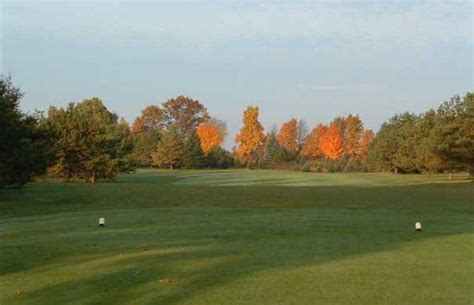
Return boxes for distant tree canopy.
[42,98,134,183]
[369,92,473,176]
[152,128,185,170]
[163,96,209,134]
[130,129,161,167]
[132,105,165,134]
[298,115,373,165]
[0,77,49,188]
[1,75,471,186]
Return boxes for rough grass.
[1,170,473,305]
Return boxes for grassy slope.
[0,170,473,305]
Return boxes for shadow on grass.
[1,171,473,304]
[2,205,473,305]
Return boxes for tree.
[320,123,344,160]
[359,129,374,160]
[433,93,474,177]
[414,110,443,173]
[131,129,161,167]
[276,118,298,153]
[344,114,364,159]
[235,106,265,161]
[43,98,134,183]
[162,96,209,134]
[369,113,420,174]
[132,105,164,134]
[300,124,327,160]
[392,113,419,173]
[196,118,226,154]
[151,129,184,170]
[206,147,234,169]
[0,77,50,188]
[182,129,206,169]
[262,131,281,168]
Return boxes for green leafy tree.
[151,129,184,170]
[206,147,234,169]
[433,93,474,177]
[131,130,162,167]
[414,109,444,174]
[369,113,417,173]
[391,113,419,173]
[43,98,134,183]
[182,129,206,169]
[262,131,281,168]
[0,77,49,188]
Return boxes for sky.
[2,0,473,148]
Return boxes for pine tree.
[262,131,280,168]
[43,98,135,182]
[0,77,49,188]
[433,93,474,177]
[152,129,184,170]
[131,130,162,167]
[183,129,205,169]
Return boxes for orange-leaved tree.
[320,123,344,160]
[300,124,327,159]
[196,119,227,154]
[276,118,298,153]
[235,106,265,159]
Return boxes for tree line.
[1,76,472,188]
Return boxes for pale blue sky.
[2,0,473,147]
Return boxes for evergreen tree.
[433,93,474,177]
[415,110,443,174]
[206,147,234,169]
[42,98,134,183]
[151,129,184,170]
[262,131,281,168]
[0,77,49,188]
[392,113,419,173]
[182,129,205,169]
[131,130,162,167]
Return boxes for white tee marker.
[415,222,422,232]
[99,218,105,227]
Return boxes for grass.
[0,170,473,305]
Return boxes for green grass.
[1,170,473,305]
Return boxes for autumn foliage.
[3,74,472,187]
[277,119,298,153]
[320,123,344,160]
[299,115,374,162]
[235,106,265,159]
[300,124,327,159]
[197,119,226,154]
